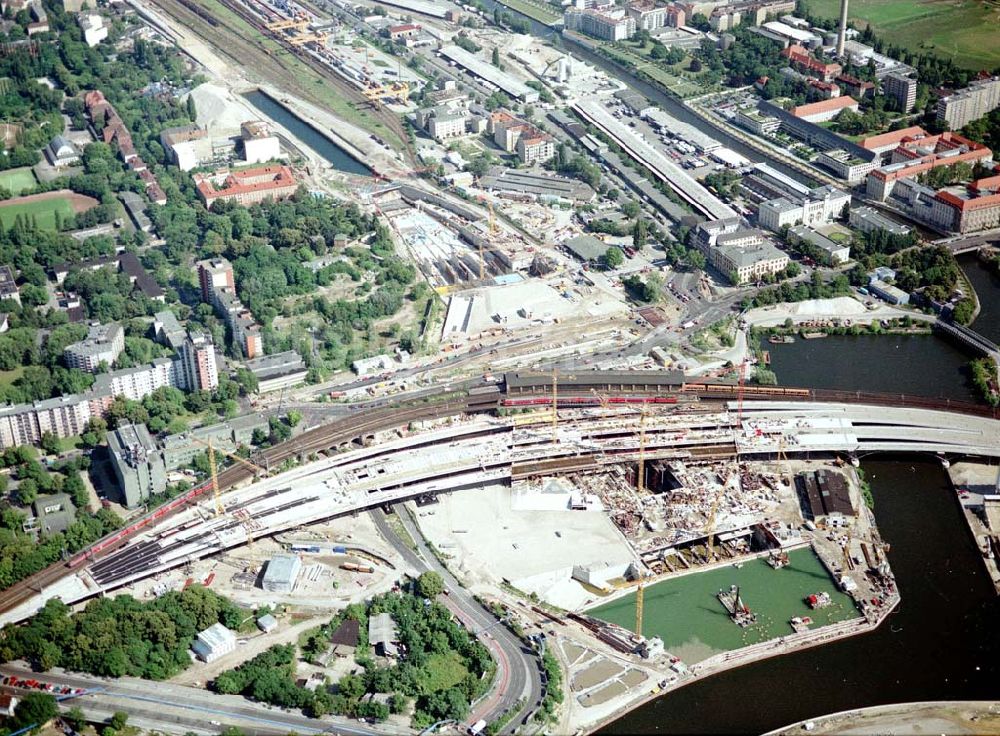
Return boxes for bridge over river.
[2,393,998,627]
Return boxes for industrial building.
[562,234,609,263]
[63,322,125,373]
[868,279,909,305]
[160,124,211,171]
[108,422,167,508]
[191,622,237,663]
[439,45,539,103]
[479,167,596,203]
[240,121,281,165]
[261,553,302,593]
[161,413,269,470]
[797,469,854,518]
[244,350,308,393]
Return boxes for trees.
[13,692,58,730]
[602,246,624,270]
[416,571,445,598]
[632,218,647,250]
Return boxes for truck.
[468,720,487,736]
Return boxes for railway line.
[1,372,997,618]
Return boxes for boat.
[732,561,744,569]
[768,335,794,344]
[718,584,757,627]
[790,616,813,633]
[806,591,832,609]
[767,550,789,569]
[801,331,828,339]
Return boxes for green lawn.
[0,196,75,230]
[419,651,469,692]
[0,366,24,387]
[601,43,715,99]
[493,0,562,25]
[802,0,1000,70]
[0,167,37,195]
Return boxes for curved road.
[371,507,542,733]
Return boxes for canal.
[961,252,1000,344]
[242,90,372,176]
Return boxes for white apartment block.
[936,77,1000,130]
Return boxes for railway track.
[1,379,993,616]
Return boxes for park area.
[804,0,1000,70]
[0,189,97,230]
[588,548,861,664]
[600,43,717,99]
[0,167,37,195]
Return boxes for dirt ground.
[0,188,98,212]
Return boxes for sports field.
[804,0,1000,70]
[0,190,97,230]
[0,167,37,195]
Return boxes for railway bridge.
[1,374,999,626]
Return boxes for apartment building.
[108,422,166,507]
[63,322,125,373]
[883,73,917,114]
[936,77,1000,130]
[564,7,636,40]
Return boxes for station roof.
[505,370,686,389]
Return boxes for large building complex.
[935,77,1000,130]
[865,131,992,201]
[694,219,789,284]
[240,121,281,164]
[780,44,841,82]
[789,96,859,123]
[108,422,167,507]
[757,184,850,231]
[193,165,298,208]
[63,322,125,373]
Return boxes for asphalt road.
[370,508,542,733]
[0,664,377,736]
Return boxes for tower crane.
[188,437,269,517]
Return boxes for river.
[242,90,372,176]
[474,3,1000,729]
[603,459,1000,734]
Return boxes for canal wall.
[248,87,373,174]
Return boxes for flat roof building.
[787,224,850,264]
[849,206,911,237]
[29,493,76,535]
[192,622,237,663]
[108,422,166,507]
[439,45,539,103]
[262,554,302,594]
[244,350,308,394]
[368,611,399,657]
[562,234,608,263]
[64,322,125,373]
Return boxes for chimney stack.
[836,0,849,57]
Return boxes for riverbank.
[767,701,1000,735]
[947,461,1000,593]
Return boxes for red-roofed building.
[193,165,299,208]
[388,23,421,41]
[781,44,842,82]
[860,126,927,155]
[808,79,840,100]
[790,96,858,123]
[866,133,994,201]
[836,74,876,100]
[932,173,1000,232]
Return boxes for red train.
[67,480,216,568]
[502,395,679,407]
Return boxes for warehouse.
[261,553,302,594]
[479,167,596,203]
[439,45,539,103]
[191,622,236,663]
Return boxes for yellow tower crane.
[190,437,269,517]
[704,489,724,561]
[635,581,644,636]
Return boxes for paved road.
[370,508,542,733]
[0,664,377,736]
